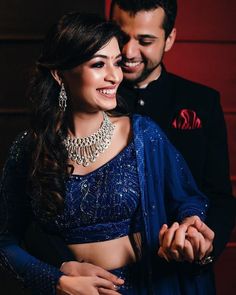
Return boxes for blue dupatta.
[132,115,214,294]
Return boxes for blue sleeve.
[139,115,209,223]
[163,137,209,222]
[0,132,63,295]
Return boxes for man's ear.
[51,69,63,85]
[164,28,176,52]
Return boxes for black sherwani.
[118,66,235,258]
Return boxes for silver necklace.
[64,112,115,167]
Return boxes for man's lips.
[122,61,143,72]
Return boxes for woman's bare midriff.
[68,233,141,270]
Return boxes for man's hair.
[110,0,177,37]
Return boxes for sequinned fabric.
[0,115,210,295]
[0,132,63,295]
[40,141,142,244]
[130,115,210,294]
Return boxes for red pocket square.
[172,109,202,129]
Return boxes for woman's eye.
[91,62,104,68]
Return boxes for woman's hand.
[60,261,124,286]
[158,216,214,262]
[57,275,122,295]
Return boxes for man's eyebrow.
[92,53,122,59]
[137,34,158,39]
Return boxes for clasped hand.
[56,261,124,295]
[158,216,214,263]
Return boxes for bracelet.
[195,255,213,266]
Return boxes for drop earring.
[58,83,67,111]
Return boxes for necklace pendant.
[64,112,115,167]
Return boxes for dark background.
[0,0,235,294]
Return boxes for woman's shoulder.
[110,114,131,131]
[1,131,33,182]
[132,114,165,135]
[7,130,33,163]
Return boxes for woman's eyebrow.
[92,53,122,59]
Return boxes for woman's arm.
[158,132,214,262]
[0,133,63,294]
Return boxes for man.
[110,0,235,264]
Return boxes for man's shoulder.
[167,72,219,98]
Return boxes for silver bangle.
[195,255,213,265]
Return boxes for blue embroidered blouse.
[0,115,209,295]
[40,140,142,244]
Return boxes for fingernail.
[117,277,124,284]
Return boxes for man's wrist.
[195,255,214,265]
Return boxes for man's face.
[112,4,175,86]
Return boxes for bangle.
[195,255,213,265]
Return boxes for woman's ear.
[51,69,63,85]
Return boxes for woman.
[0,12,212,295]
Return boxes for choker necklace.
[64,112,115,167]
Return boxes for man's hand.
[158,216,214,262]
[187,217,214,260]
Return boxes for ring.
[195,255,213,265]
[114,285,120,290]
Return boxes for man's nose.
[122,39,139,60]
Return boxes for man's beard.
[124,62,160,86]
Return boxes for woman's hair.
[28,12,122,218]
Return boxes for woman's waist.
[68,233,142,270]
[60,218,142,244]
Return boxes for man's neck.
[135,65,162,89]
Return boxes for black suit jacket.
[118,66,235,258]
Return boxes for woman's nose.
[105,66,122,84]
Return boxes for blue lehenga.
[0,115,215,294]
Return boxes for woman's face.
[63,37,123,113]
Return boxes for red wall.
[165,1,236,199]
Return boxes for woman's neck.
[68,111,105,138]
